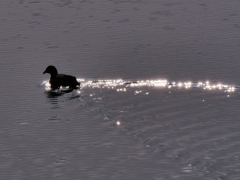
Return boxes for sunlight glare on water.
[42,79,236,93]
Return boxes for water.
[1,1,240,179]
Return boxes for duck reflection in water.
[43,65,80,93]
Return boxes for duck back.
[50,74,79,89]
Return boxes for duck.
[43,65,80,90]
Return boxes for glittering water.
[43,79,236,93]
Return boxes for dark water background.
[1,1,240,179]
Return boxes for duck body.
[43,65,80,90]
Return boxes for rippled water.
[1,0,240,179]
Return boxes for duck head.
[43,65,58,76]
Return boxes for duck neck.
[50,68,58,78]
[50,73,57,79]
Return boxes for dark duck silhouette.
[43,65,80,90]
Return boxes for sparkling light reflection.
[42,79,236,93]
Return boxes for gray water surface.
[1,1,240,179]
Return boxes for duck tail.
[76,81,81,88]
